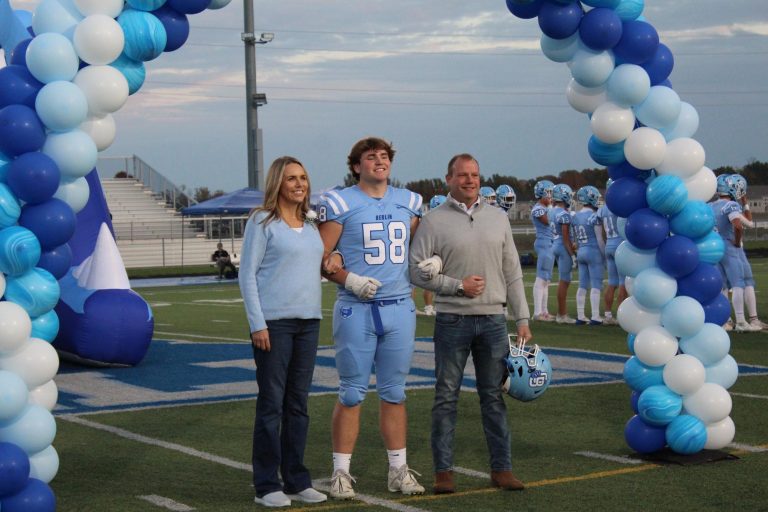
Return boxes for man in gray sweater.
[409,153,532,495]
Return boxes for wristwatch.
[456,283,465,297]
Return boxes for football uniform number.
[575,225,588,245]
[363,221,407,265]
[317,205,327,223]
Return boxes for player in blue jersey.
[550,184,577,324]
[317,137,425,498]
[480,186,497,206]
[530,180,555,321]
[596,180,626,326]
[572,186,604,325]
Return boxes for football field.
[51,263,768,511]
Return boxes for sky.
[6,0,768,195]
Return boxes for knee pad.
[378,384,406,405]
[338,385,366,407]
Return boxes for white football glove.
[344,272,382,300]
[571,255,578,270]
[417,255,443,280]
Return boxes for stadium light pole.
[243,0,273,190]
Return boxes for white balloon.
[566,79,607,114]
[73,65,129,115]
[591,102,636,144]
[682,382,732,424]
[29,445,60,483]
[0,338,60,389]
[74,0,124,17]
[624,276,634,295]
[617,296,662,335]
[0,272,5,299]
[624,127,667,170]
[54,177,91,213]
[74,15,125,65]
[28,379,59,412]
[634,325,679,367]
[80,114,116,151]
[684,166,717,202]
[663,354,706,396]
[704,416,735,450]
[0,302,33,355]
[656,138,706,179]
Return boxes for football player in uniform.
[480,186,497,206]
[530,180,555,321]
[317,137,425,499]
[596,179,626,325]
[550,184,577,324]
[496,184,517,222]
[572,186,604,325]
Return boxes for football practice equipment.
[576,185,601,208]
[552,184,573,206]
[502,335,552,402]
[495,184,516,209]
[480,186,497,205]
[344,272,382,300]
[429,194,447,210]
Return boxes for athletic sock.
[732,287,746,323]
[542,280,551,315]
[387,448,407,469]
[333,453,352,474]
[576,288,586,320]
[590,289,601,320]
[533,278,544,316]
[745,286,757,320]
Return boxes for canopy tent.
[180,186,342,216]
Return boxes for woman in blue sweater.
[239,156,327,507]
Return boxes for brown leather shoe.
[433,470,455,494]
[491,470,525,490]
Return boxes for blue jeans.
[431,313,512,472]
[252,318,319,497]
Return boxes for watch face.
[457,287,465,297]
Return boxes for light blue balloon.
[680,323,730,366]
[694,231,725,264]
[31,310,60,343]
[627,333,636,353]
[705,354,739,389]
[127,0,167,10]
[638,384,682,426]
[29,445,59,484]
[660,102,700,141]
[0,183,22,228]
[35,81,89,132]
[661,296,705,338]
[31,0,82,38]
[118,8,168,62]
[633,267,677,309]
[615,240,657,277]
[623,356,664,392]
[634,85,682,130]
[25,32,80,84]
[541,32,580,63]
[670,201,715,239]
[607,64,650,107]
[617,216,627,238]
[646,174,688,216]
[615,0,644,21]
[54,177,91,214]
[42,130,98,181]
[109,53,147,95]
[582,0,620,6]
[665,414,707,455]
[4,268,61,318]
[0,404,57,454]
[0,370,29,421]
[0,226,42,276]
[571,47,616,88]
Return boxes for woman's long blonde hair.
[252,156,312,225]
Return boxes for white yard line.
[574,451,644,465]
[453,466,490,478]
[731,392,768,400]
[727,442,767,453]
[138,495,195,511]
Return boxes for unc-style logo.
[340,307,353,319]
[529,370,548,388]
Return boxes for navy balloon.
[506,0,545,19]
[624,415,666,453]
[18,199,77,251]
[0,442,30,496]
[642,43,674,85]
[605,177,648,217]
[37,243,73,280]
[0,105,46,158]
[0,66,44,109]
[608,160,641,180]
[677,262,723,303]
[624,208,668,250]
[538,1,583,40]
[613,20,659,64]
[579,8,623,51]
[167,0,212,14]
[152,5,190,52]
[9,39,33,66]
[1,478,56,512]
[702,294,731,326]
[656,235,699,278]
[7,152,61,205]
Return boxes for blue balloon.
[118,8,168,62]
[632,267,677,309]
[0,105,46,158]
[627,332,636,353]
[694,231,725,265]
[37,244,72,280]
[167,0,212,15]
[669,201,714,239]
[623,356,664,392]
[615,240,656,277]
[540,32,580,63]
[607,160,641,180]
[7,153,60,205]
[583,0,620,6]
[625,208,668,250]
[0,226,41,276]
[645,174,687,216]
[18,199,77,251]
[705,355,739,390]
[702,293,731,326]
[41,130,97,181]
[638,385,682,426]
[634,85,682,130]
[152,5,190,52]
[0,478,56,512]
[613,20,658,64]
[656,235,698,278]
[615,0,644,21]
[0,442,30,497]
[34,80,89,132]
[506,0,545,19]
[661,296,705,339]
[579,8,623,51]
[677,262,723,304]
[680,323,730,366]
[570,47,615,87]
[538,1,583,40]
[625,414,666,453]
[641,43,674,85]
[24,32,80,84]
[665,414,707,455]
[0,65,44,109]
[630,389,640,413]
[0,184,22,229]
[605,177,647,217]
[109,53,147,95]
[0,372,28,422]
[127,0,167,10]
[607,63,650,107]
[3,268,60,318]
[588,136,626,166]
[9,38,33,66]
[31,310,60,343]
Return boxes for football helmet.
[429,194,447,210]
[496,184,516,209]
[576,185,601,208]
[716,173,731,196]
[552,184,573,207]
[480,186,497,205]
[502,335,552,402]
[726,174,747,201]
[534,180,554,199]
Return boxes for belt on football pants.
[368,298,404,336]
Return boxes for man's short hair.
[446,153,478,177]
[347,137,396,181]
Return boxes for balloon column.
[505,0,735,455]
[0,0,233,508]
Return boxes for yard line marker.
[728,442,767,453]
[62,416,431,512]
[731,392,768,400]
[211,320,231,323]
[574,451,644,465]
[453,466,490,478]
[138,495,195,511]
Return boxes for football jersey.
[319,185,422,301]
[597,205,620,240]
[711,198,741,243]
[530,203,553,241]
[550,206,572,241]
[572,208,600,247]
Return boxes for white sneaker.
[603,317,618,326]
[254,491,291,507]
[287,488,327,503]
[387,464,425,495]
[556,315,577,324]
[329,469,356,500]
[424,305,435,316]
[735,321,761,333]
[534,313,554,322]
[749,318,768,330]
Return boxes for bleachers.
[117,238,243,269]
